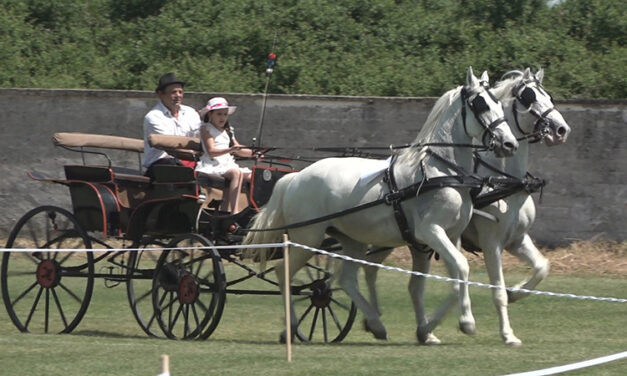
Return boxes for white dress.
[195,124,250,175]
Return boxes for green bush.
[0,0,624,98]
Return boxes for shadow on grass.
[71,330,149,340]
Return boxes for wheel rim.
[1,206,94,334]
[126,239,168,338]
[152,234,226,340]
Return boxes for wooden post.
[159,354,170,376]
[283,233,292,362]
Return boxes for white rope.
[286,241,627,304]
[0,243,285,253]
[500,350,627,376]
[1,241,625,303]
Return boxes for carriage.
[1,131,357,342]
[3,68,568,347]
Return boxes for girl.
[196,97,253,213]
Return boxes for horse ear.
[535,68,544,83]
[480,70,489,83]
[523,67,532,80]
[466,66,477,87]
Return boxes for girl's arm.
[231,137,254,158]
[200,126,239,158]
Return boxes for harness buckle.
[384,191,404,205]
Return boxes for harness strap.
[384,153,485,251]
[384,155,425,250]
[245,157,484,233]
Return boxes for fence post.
[283,233,292,362]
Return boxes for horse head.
[462,67,518,157]
[508,68,571,146]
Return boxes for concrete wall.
[0,88,625,246]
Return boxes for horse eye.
[471,95,489,113]
[520,87,536,107]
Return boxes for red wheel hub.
[178,274,199,304]
[36,259,60,288]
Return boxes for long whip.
[254,31,278,148]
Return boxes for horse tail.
[243,173,295,268]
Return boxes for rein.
[471,151,546,209]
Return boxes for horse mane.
[397,86,463,167]
[491,70,524,101]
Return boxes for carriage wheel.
[152,234,226,340]
[1,206,94,334]
[126,238,168,338]
[291,239,357,343]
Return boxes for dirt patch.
[384,241,627,277]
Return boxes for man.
[143,72,201,176]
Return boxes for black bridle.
[461,81,507,150]
[512,79,556,143]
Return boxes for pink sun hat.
[198,97,237,120]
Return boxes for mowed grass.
[0,260,625,376]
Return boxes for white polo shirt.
[142,101,201,168]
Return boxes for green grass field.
[1,260,625,376]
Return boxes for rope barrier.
[0,241,625,303]
[286,241,627,303]
[500,351,627,376]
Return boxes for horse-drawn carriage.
[3,67,570,347]
[1,131,356,342]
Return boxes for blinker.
[519,87,536,107]
[470,95,489,114]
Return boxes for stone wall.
[0,88,624,246]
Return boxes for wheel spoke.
[327,304,344,332]
[25,286,44,331]
[308,307,320,341]
[191,303,201,329]
[297,303,314,326]
[51,288,69,329]
[133,289,152,305]
[322,309,328,342]
[58,282,83,304]
[10,281,39,307]
[329,295,351,311]
[57,252,74,265]
[168,301,184,332]
[183,305,190,338]
[194,297,209,314]
[45,288,50,333]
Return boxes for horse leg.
[275,245,313,343]
[418,228,475,338]
[507,234,550,303]
[334,234,388,340]
[483,242,522,346]
[363,247,393,316]
[407,246,442,345]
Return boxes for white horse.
[363,68,571,346]
[244,67,519,343]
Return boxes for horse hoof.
[504,335,522,347]
[459,322,476,335]
[420,332,442,345]
[507,290,529,303]
[417,327,438,344]
[366,319,388,340]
